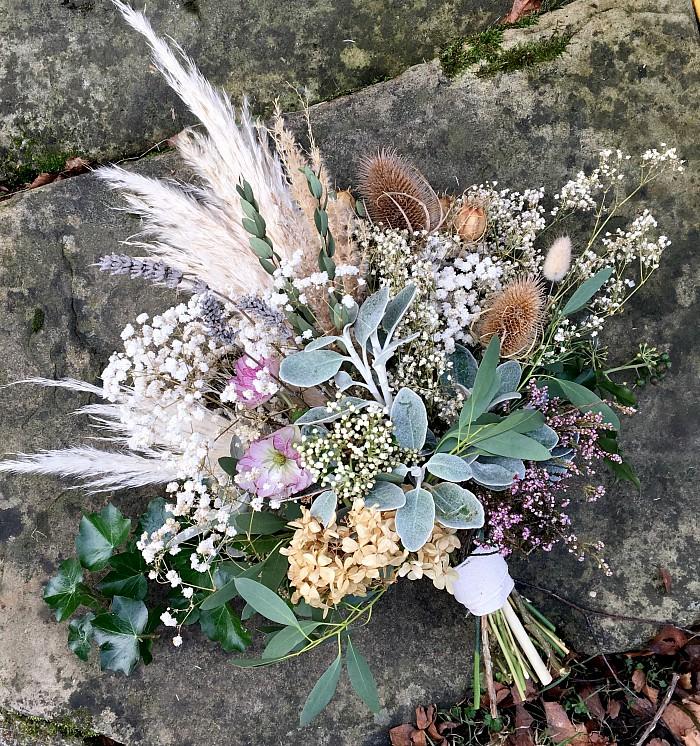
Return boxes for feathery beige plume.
[542,236,573,282]
[478,276,545,358]
[357,149,442,232]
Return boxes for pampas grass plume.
[542,236,573,282]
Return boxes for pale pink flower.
[228,355,279,408]
[236,426,312,502]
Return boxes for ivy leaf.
[68,612,95,661]
[76,504,131,571]
[97,551,147,600]
[218,456,238,476]
[92,596,148,675]
[346,638,381,713]
[43,558,94,622]
[300,654,343,726]
[137,497,168,538]
[199,605,252,653]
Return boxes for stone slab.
[0,0,504,185]
[1,0,699,743]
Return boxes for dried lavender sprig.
[97,253,184,290]
[198,292,238,346]
[236,295,287,328]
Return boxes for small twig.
[514,579,697,633]
[635,672,679,746]
[481,615,499,719]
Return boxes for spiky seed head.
[542,236,573,282]
[455,202,487,242]
[478,276,545,358]
[357,149,441,231]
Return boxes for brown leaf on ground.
[502,0,542,24]
[606,698,622,719]
[389,705,457,746]
[686,644,700,673]
[580,686,607,721]
[662,698,700,746]
[29,172,58,189]
[647,739,671,746]
[679,673,694,690]
[63,156,90,175]
[514,702,535,746]
[632,669,648,692]
[648,626,688,656]
[389,724,417,746]
[658,567,672,593]
[628,696,656,720]
[544,702,589,744]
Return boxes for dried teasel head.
[477,276,545,358]
[357,148,441,232]
[455,201,488,243]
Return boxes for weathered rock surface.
[0,0,504,185]
[0,0,698,744]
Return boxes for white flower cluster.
[101,296,235,479]
[434,251,504,351]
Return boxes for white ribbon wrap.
[452,547,514,616]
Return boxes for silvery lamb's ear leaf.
[496,361,522,396]
[393,464,410,477]
[446,344,478,389]
[309,491,337,527]
[432,483,484,530]
[365,481,407,510]
[381,284,417,339]
[390,388,428,450]
[470,456,525,489]
[279,350,346,386]
[372,332,421,366]
[354,286,390,346]
[488,391,522,409]
[395,487,435,551]
[550,445,575,460]
[334,371,354,391]
[295,398,371,425]
[425,453,473,483]
[526,424,559,449]
[305,336,341,351]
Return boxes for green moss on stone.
[0,135,76,191]
[30,307,45,334]
[0,707,97,742]
[478,34,571,76]
[440,27,504,77]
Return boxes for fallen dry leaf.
[388,705,457,746]
[662,699,700,746]
[647,739,671,746]
[649,626,688,656]
[514,702,535,746]
[544,701,589,745]
[580,686,607,721]
[63,156,89,174]
[502,0,541,24]
[632,669,648,692]
[606,698,622,720]
[658,567,672,593]
[628,696,656,720]
[29,172,58,189]
[389,724,416,746]
[679,673,694,690]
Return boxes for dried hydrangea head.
[397,523,461,593]
[542,236,573,282]
[478,276,545,358]
[357,148,441,232]
[280,500,407,611]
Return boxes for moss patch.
[0,707,98,743]
[30,307,45,334]
[0,135,76,191]
[440,27,570,78]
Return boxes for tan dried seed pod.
[455,202,487,242]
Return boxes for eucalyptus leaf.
[300,654,343,726]
[354,286,390,346]
[76,504,131,571]
[390,387,428,451]
[234,578,299,627]
[279,350,346,387]
[432,483,485,529]
[546,377,620,429]
[561,267,614,316]
[309,490,337,527]
[364,481,407,510]
[425,453,473,483]
[92,596,148,675]
[395,487,435,551]
[262,621,321,660]
[476,431,552,461]
[346,638,380,712]
[460,336,502,426]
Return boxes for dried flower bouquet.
[0,0,683,725]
